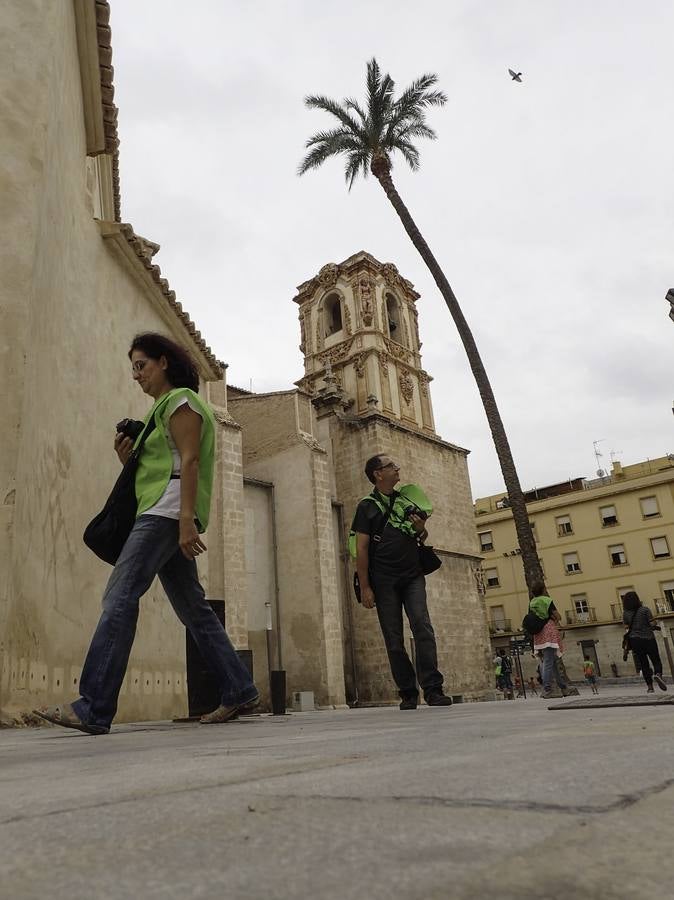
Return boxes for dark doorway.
[580,640,600,676]
[185,599,253,717]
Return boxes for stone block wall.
[324,412,492,702]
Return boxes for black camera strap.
[130,394,172,463]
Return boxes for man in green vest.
[351,454,452,710]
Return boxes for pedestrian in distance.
[527,581,580,700]
[583,657,599,694]
[351,454,452,710]
[494,653,504,692]
[500,651,515,699]
[35,333,259,734]
[622,591,667,694]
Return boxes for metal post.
[662,633,674,680]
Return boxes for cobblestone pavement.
[1,684,673,900]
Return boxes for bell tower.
[293,251,436,432]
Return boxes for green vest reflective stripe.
[134,387,216,532]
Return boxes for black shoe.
[654,674,668,692]
[425,691,452,707]
[399,697,418,710]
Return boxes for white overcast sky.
[110,0,674,498]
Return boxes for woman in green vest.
[36,333,258,734]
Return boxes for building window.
[608,543,627,567]
[530,521,538,542]
[479,531,494,552]
[661,581,674,607]
[490,605,506,625]
[600,504,618,527]
[640,496,660,519]
[650,536,671,559]
[563,552,581,574]
[385,292,401,340]
[556,514,573,536]
[484,567,500,588]
[324,293,342,336]
[572,594,589,615]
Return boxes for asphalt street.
[1,684,673,900]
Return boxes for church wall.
[327,414,492,702]
[0,1,226,723]
[230,391,346,707]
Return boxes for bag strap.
[130,394,174,461]
[369,491,396,556]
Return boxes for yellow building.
[474,456,674,680]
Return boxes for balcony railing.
[564,608,597,626]
[655,598,674,615]
[610,604,623,621]
[489,619,512,634]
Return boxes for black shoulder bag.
[396,489,442,576]
[622,606,643,657]
[353,493,395,603]
[83,397,169,566]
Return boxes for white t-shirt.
[144,395,204,520]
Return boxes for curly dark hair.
[622,591,641,612]
[129,333,199,393]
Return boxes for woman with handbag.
[622,591,667,693]
[528,582,579,700]
[35,333,258,734]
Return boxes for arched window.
[324,293,343,336]
[385,292,400,338]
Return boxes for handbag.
[522,610,548,636]
[622,606,643,655]
[419,543,442,575]
[83,397,169,565]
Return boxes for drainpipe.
[335,502,359,706]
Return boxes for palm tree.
[299,58,543,593]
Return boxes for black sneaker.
[654,674,668,691]
[425,691,452,707]
[399,697,418,710]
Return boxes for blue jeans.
[541,647,568,692]
[72,515,257,731]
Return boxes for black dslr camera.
[404,504,428,521]
[116,418,144,441]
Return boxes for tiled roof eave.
[99,220,225,380]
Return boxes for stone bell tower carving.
[293,251,436,433]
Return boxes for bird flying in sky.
[508,69,523,82]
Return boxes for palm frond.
[393,138,420,172]
[344,150,370,190]
[304,95,365,138]
[298,130,362,175]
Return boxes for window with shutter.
[651,537,670,559]
[640,496,659,518]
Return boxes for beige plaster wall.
[323,414,492,702]
[0,1,231,722]
[232,412,346,707]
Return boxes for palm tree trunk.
[371,157,543,592]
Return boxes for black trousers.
[630,636,663,685]
[372,572,444,700]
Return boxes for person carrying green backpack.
[349,453,451,710]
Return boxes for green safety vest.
[134,387,216,532]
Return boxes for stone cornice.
[99,220,225,380]
[292,252,420,306]
[73,0,121,220]
[337,410,469,456]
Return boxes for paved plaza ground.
[2,684,673,899]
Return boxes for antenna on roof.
[593,439,606,478]
[609,449,622,466]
